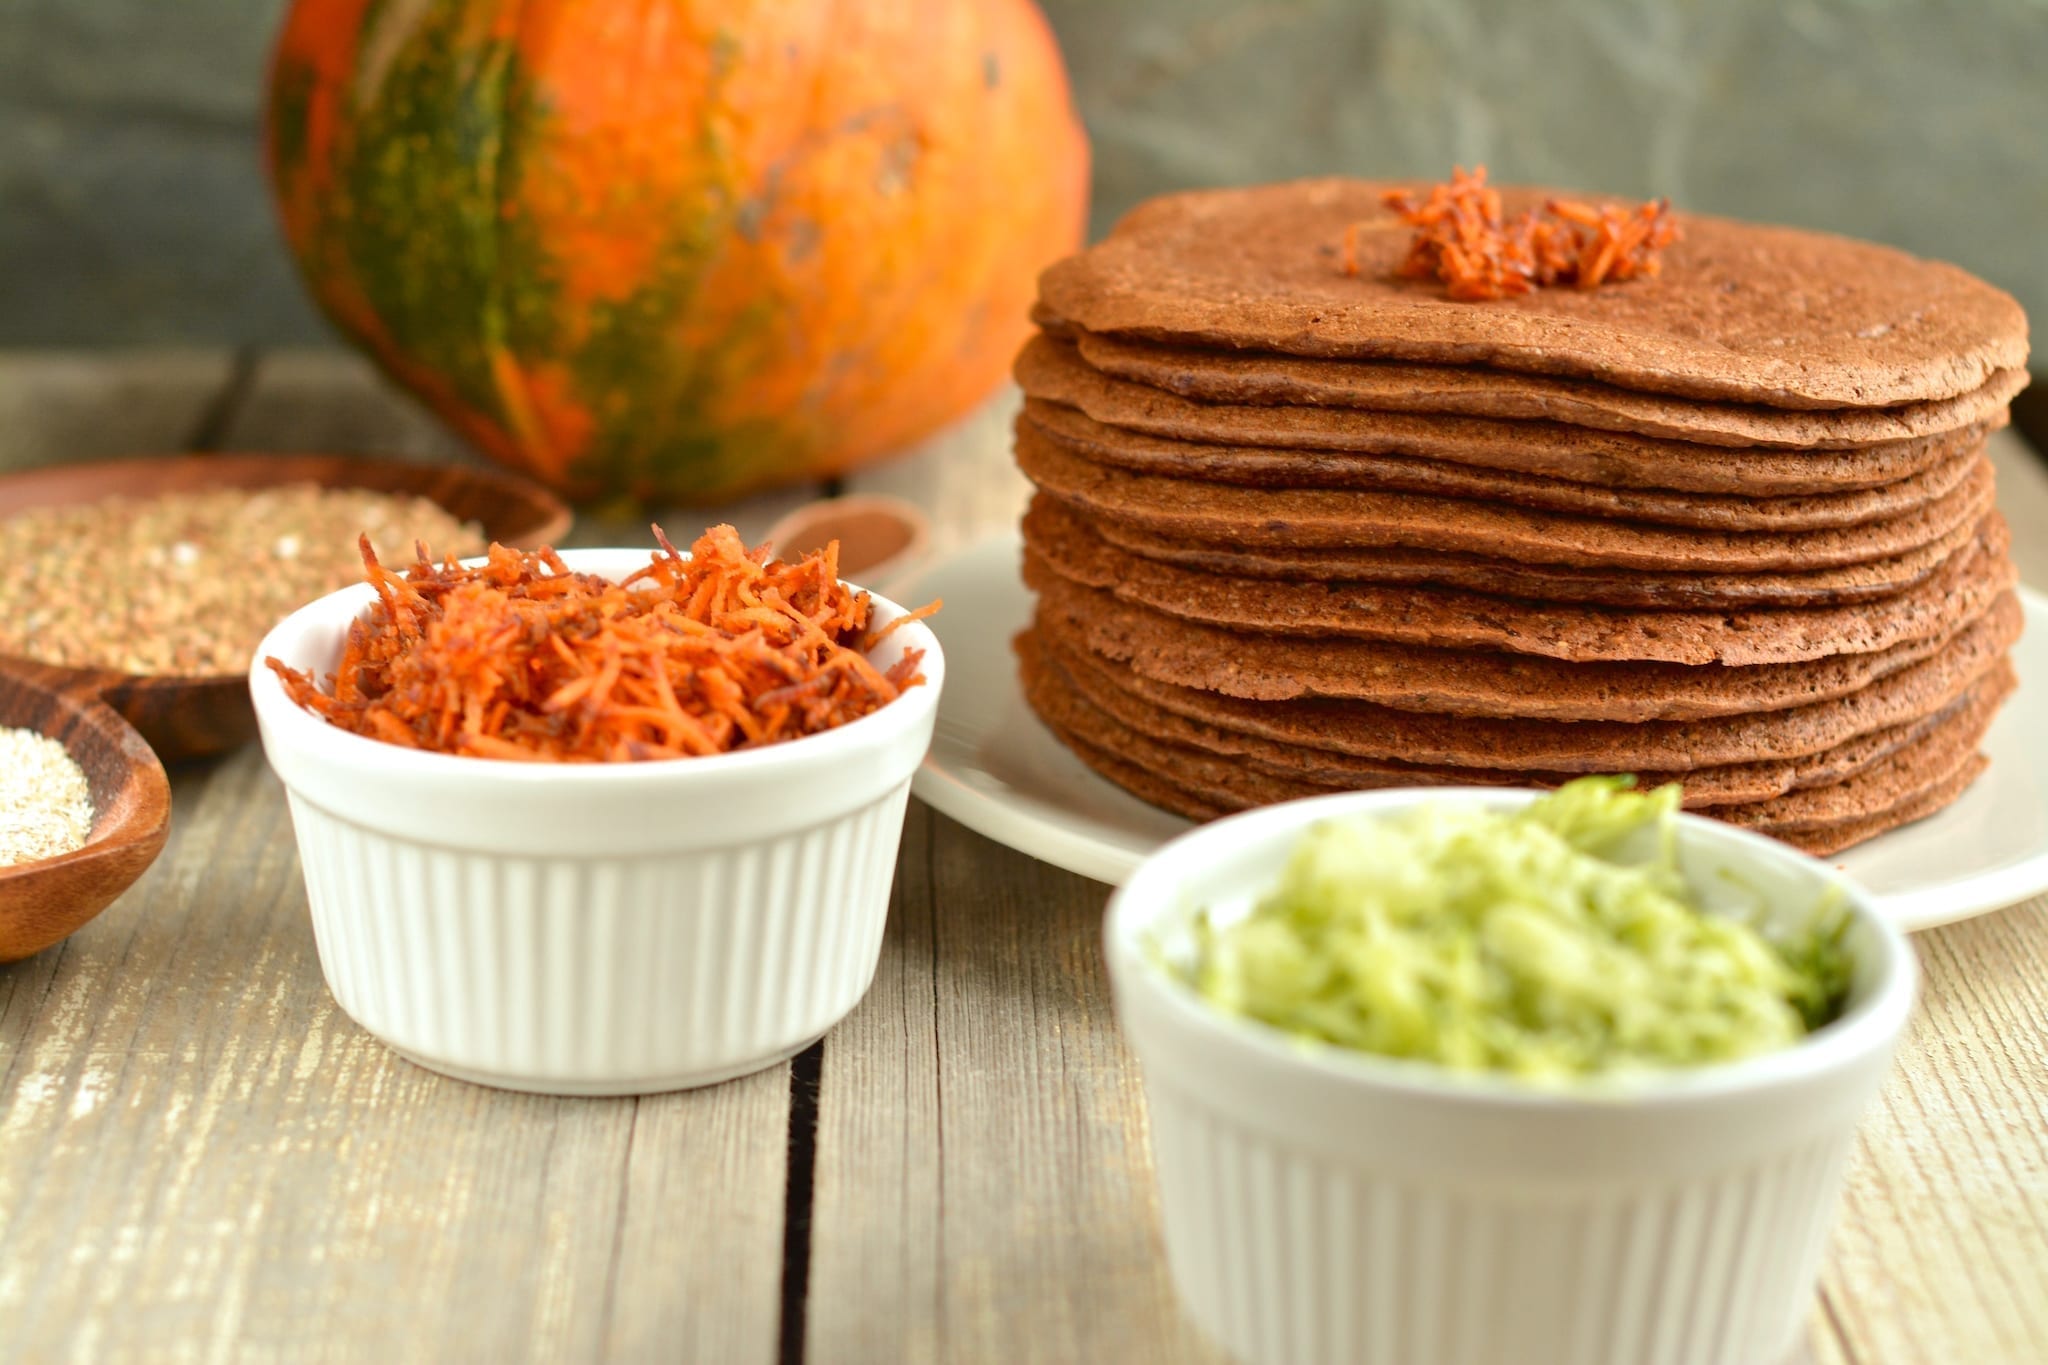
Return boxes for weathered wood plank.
[805,809,1221,1365]
[1819,895,2048,1365]
[800,803,945,1363]
[0,350,235,472]
[601,1073,794,1362]
[0,745,792,1365]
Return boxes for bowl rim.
[247,545,945,784]
[1105,785,1917,1109]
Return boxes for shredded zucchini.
[1184,777,1852,1080]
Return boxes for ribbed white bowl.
[250,548,942,1095]
[1106,789,1916,1365]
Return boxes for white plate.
[903,531,2048,931]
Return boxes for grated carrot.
[266,525,935,762]
[1352,165,1679,300]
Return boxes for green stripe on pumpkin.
[567,245,799,503]
[329,0,548,422]
[492,58,562,364]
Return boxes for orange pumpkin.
[264,0,1089,501]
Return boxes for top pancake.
[1069,329,2031,451]
[1034,178,2029,409]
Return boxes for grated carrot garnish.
[1351,165,1679,300]
[266,525,934,762]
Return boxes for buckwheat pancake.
[1069,329,2031,451]
[1017,427,1997,572]
[1250,674,2012,809]
[1023,501,2015,665]
[1033,178,2029,408]
[1027,569,2024,721]
[1068,499,1988,608]
[1706,737,1992,836]
[1724,758,1990,854]
[1018,340,2004,496]
[1033,605,2018,772]
[1021,399,1990,527]
[1021,640,2004,856]
[1024,630,2015,810]
[1024,703,1962,854]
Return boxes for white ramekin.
[1106,788,1916,1365]
[250,548,942,1095]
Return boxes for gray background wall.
[2,0,2045,352]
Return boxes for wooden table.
[2,352,2045,1365]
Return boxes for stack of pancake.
[1011,178,2030,854]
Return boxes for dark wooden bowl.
[0,453,573,759]
[0,662,171,961]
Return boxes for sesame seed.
[0,727,95,868]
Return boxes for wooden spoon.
[763,494,931,594]
[0,452,573,759]
[0,662,171,962]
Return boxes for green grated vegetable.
[1181,777,1853,1081]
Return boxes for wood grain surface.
[0,352,2045,1364]
[804,805,1222,1365]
